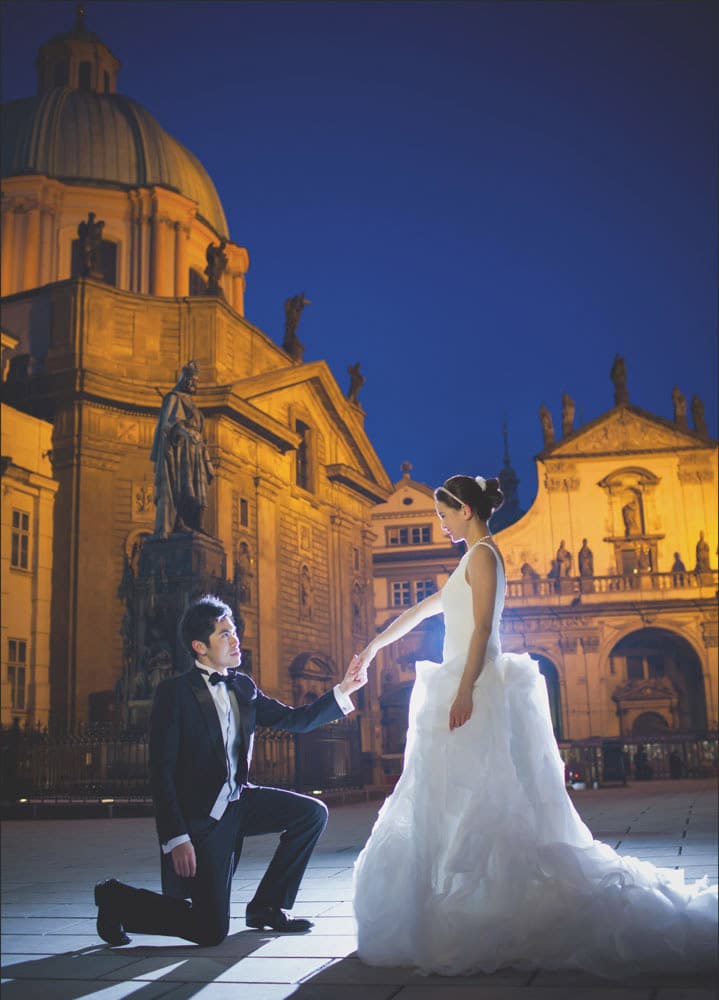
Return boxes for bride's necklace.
[469,533,493,546]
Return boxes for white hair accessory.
[475,476,487,492]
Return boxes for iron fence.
[558,733,718,785]
[0,717,363,804]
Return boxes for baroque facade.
[371,381,717,762]
[1,15,392,750]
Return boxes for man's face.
[193,615,241,672]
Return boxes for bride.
[353,473,718,978]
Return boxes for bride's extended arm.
[357,589,442,667]
[449,546,497,730]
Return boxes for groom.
[95,595,367,946]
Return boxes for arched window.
[54,61,68,87]
[78,61,92,90]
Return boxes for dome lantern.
[35,4,121,96]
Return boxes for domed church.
[1,7,243,303]
[1,10,392,753]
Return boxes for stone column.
[232,272,245,314]
[22,205,41,290]
[151,216,173,297]
[174,223,189,296]
[1,207,16,294]
[254,476,282,693]
[140,213,151,295]
[39,208,54,286]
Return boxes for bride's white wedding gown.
[353,541,718,977]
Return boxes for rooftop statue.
[347,362,365,403]
[561,392,575,438]
[150,360,215,538]
[691,394,708,437]
[672,386,688,430]
[610,354,628,405]
[283,292,310,361]
[539,404,555,448]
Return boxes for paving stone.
[252,935,356,958]
[0,979,179,999]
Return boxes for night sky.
[2,1,717,504]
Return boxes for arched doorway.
[529,654,563,740]
[632,712,669,737]
[610,628,707,735]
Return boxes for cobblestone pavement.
[1,779,717,999]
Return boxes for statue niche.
[598,468,664,583]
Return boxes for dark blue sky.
[2,1,717,502]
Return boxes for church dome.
[1,88,229,239]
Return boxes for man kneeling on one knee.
[95,594,367,946]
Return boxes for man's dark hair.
[180,595,234,655]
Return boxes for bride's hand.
[449,687,474,730]
[355,644,376,671]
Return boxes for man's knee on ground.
[196,915,229,947]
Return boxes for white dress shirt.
[162,666,354,854]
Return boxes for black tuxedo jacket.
[149,668,345,845]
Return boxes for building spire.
[493,422,523,532]
[74,4,86,33]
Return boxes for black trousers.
[114,786,328,946]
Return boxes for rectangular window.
[11,510,30,569]
[415,579,437,601]
[240,498,249,528]
[8,638,28,711]
[386,525,432,546]
[78,61,92,90]
[391,582,412,607]
[295,420,311,491]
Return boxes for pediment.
[228,361,392,500]
[548,406,711,458]
[612,678,678,703]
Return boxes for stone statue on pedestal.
[77,211,105,279]
[622,499,641,537]
[347,362,365,403]
[578,539,594,577]
[539,404,555,448]
[204,239,228,295]
[283,292,310,361]
[150,360,215,538]
[610,354,628,405]
[691,395,708,437]
[556,540,572,577]
[672,386,688,430]
[561,393,575,437]
[694,531,711,574]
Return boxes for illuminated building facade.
[1,15,392,741]
[371,387,717,763]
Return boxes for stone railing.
[506,570,717,602]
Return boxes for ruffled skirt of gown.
[353,651,718,977]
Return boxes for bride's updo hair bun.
[434,474,505,522]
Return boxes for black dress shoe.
[95,879,132,946]
[246,905,313,933]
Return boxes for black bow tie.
[198,668,238,687]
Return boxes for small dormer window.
[78,61,92,90]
